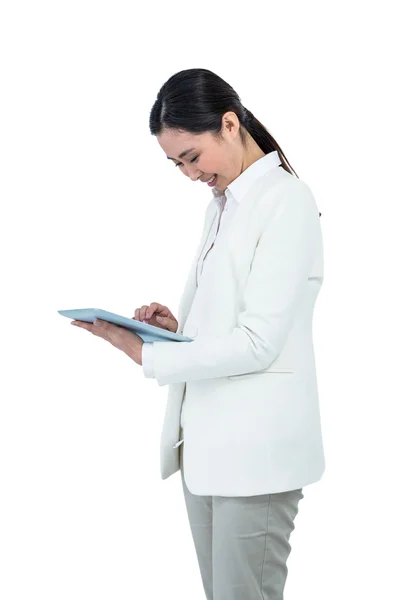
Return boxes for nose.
[185,165,201,182]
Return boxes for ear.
[221,111,240,140]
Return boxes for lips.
[201,174,217,183]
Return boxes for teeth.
[206,174,216,184]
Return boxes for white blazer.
[150,155,325,496]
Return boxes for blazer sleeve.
[150,180,320,386]
[142,342,155,378]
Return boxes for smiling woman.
[143,67,325,600]
[149,68,321,216]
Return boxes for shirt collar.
[212,150,282,204]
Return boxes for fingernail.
[146,311,150,318]
[94,320,102,326]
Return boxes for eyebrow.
[167,148,196,161]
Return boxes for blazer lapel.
[176,201,219,334]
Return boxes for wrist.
[123,339,143,366]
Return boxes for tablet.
[58,308,194,343]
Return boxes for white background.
[1,1,399,598]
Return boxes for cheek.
[199,158,222,175]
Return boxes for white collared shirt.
[142,150,282,378]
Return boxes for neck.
[213,137,266,196]
[241,135,265,172]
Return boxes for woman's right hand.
[132,302,178,333]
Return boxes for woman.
[73,68,325,599]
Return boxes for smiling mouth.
[205,174,218,186]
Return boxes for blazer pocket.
[227,368,294,380]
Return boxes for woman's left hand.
[70,319,144,365]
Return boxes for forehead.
[157,129,211,158]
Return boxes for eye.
[175,156,199,167]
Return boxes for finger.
[140,305,150,321]
[132,308,148,323]
[155,315,168,327]
[134,307,145,320]
[145,302,160,320]
[71,321,90,330]
[158,316,174,330]
[147,303,168,319]
[143,302,164,322]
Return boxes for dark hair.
[150,68,321,215]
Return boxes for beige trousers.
[179,445,304,600]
